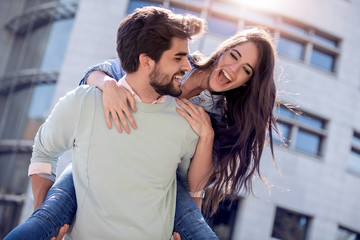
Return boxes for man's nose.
[182,58,191,72]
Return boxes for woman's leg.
[5,163,77,240]
[174,180,219,240]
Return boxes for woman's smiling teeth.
[222,70,232,82]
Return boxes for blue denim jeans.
[5,163,218,240]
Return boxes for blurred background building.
[0,0,359,239]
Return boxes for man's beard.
[149,67,182,97]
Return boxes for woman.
[5,27,279,240]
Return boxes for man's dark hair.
[116,6,204,73]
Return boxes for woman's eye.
[243,67,251,75]
[230,52,238,61]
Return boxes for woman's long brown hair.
[191,27,279,216]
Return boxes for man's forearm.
[30,174,54,210]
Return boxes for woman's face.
[208,41,259,92]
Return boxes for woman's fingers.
[176,98,196,117]
[102,82,137,134]
[173,232,181,240]
[50,224,69,240]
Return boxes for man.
[28,6,204,240]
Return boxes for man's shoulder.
[63,85,100,101]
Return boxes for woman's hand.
[175,98,214,138]
[173,232,181,240]
[50,224,69,240]
[102,77,137,134]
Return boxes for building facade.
[0,0,359,239]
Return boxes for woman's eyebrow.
[233,49,255,73]
[233,49,242,58]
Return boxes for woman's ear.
[139,54,155,71]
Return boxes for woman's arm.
[175,98,214,210]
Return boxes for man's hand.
[50,224,69,240]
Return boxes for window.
[272,207,311,240]
[310,47,336,72]
[0,152,31,239]
[277,36,305,61]
[274,105,327,157]
[208,13,238,37]
[0,1,77,236]
[127,0,162,14]
[170,4,201,16]
[206,197,240,240]
[336,226,360,240]
[347,132,360,175]
[275,18,340,73]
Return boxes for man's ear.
[139,54,155,71]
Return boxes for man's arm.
[31,175,54,210]
[29,87,84,209]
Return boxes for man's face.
[149,37,191,97]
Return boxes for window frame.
[347,131,360,176]
[274,105,327,158]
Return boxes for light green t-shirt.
[31,86,198,240]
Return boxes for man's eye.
[175,58,181,61]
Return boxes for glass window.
[274,105,326,157]
[127,0,162,14]
[41,19,75,71]
[310,48,335,72]
[22,83,56,140]
[295,129,322,156]
[0,152,31,195]
[206,197,240,240]
[298,114,324,129]
[278,105,294,119]
[280,19,308,35]
[278,36,305,61]
[313,32,338,48]
[1,87,34,139]
[352,133,360,149]
[336,226,360,240]
[348,132,360,175]
[170,5,201,16]
[0,201,24,239]
[273,122,291,145]
[208,14,237,37]
[28,83,55,119]
[272,207,310,240]
[348,150,360,175]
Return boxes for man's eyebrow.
[175,52,188,56]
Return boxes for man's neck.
[125,72,162,103]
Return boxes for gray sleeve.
[31,86,86,175]
[177,131,199,190]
